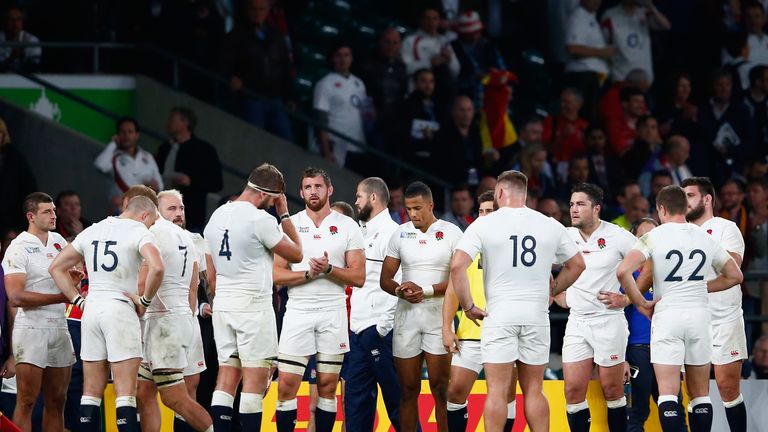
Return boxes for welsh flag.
[480,69,518,152]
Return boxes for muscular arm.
[708,256,744,293]
[636,260,653,293]
[140,243,165,300]
[617,250,650,307]
[379,256,402,296]
[272,196,303,264]
[272,254,308,287]
[5,273,67,308]
[49,245,86,302]
[326,249,365,287]
[205,254,216,298]
[551,253,586,296]
[189,262,200,313]
[449,250,474,311]
[442,279,459,333]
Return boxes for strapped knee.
[138,363,153,381]
[221,355,242,369]
[316,353,344,374]
[152,370,185,389]
[241,357,275,369]
[277,354,308,375]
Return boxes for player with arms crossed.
[442,191,520,432]
[134,187,212,432]
[204,164,303,432]
[558,183,636,432]
[48,195,165,432]
[450,170,586,432]
[618,185,743,432]
[682,177,749,432]
[380,181,463,432]
[273,167,365,432]
[1,192,76,431]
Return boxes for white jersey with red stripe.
[400,30,460,78]
[700,217,745,325]
[93,141,164,198]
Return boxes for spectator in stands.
[564,0,614,121]
[723,31,751,92]
[94,117,164,211]
[599,68,651,126]
[607,87,646,155]
[218,0,293,140]
[450,11,505,106]
[745,154,768,180]
[387,181,408,224]
[556,155,590,202]
[433,95,482,185]
[156,107,223,232]
[401,7,459,103]
[537,197,563,221]
[611,194,649,231]
[314,42,369,172]
[584,125,624,203]
[495,116,543,173]
[622,114,662,181]
[543,88,589,174]
[600,0,670,84]
[646,170,673,209]
[696,69,757,183]
[400,68,444,167]
[441,185,476,231]
[0,6,40,71]
[657,72,698,138]
[358,28,408,152]
[747,335,768,379]
[719,179,749,236]
[477,174,497,196]
[54,191,90,242]
[610,180,642,227]
[653,135,692,186]
[0,117,36,234]
[744,65,768,146]
[515,143,555,199]
[744,0,768,66]
[746,177,768,272]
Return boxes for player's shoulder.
[601,5,621,19]
[435,219,463,235]
[315,72,338,88]
[328,209,358,228]
[703,216,739,232]
[601,219,634,239]
[48,231,67,247]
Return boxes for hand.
[553,292,568,309]
[274,194,289,216]
[430,54,447,66]
[111,134,119,143]
[230,76,243,91]
[443,329,460,354]
[397,281,424,304]
[637,298,659,320]
[174,173,192,187]
[464,305,488,325]
[125,293,148,316]
[0,356,15,378]
[623,362,631,383]
[200,303,212,318]
[603,45,617,58]
[68,267,85,286]
[308,252,330,277]
[598,291,628,309]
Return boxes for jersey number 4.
[219,229,232,261]
[664,249,706,282]
[509,235,537,267]
[91,240,118,272]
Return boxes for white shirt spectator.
[93,141,164,198]
[601,5,655,83]
[0,30,40,65]
[749,33,768,66]
[313,71,368,166]
[401,29,460,78]
[565,5,610,75]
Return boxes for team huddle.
[0,163,750,432]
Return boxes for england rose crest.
[597,238,606,249]
[435,231,444,241]
[53,243,62,251]
[329,226,338,235]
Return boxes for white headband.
[248,181,281,197]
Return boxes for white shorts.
[651,308,711,366]
[711,317,748,365]
[12,326,75,368]
[481,324,549,365]
[278,307,349,357]
[562,314,628,367]
[185,317,206,376]
[81,299,142,362]
[452,340,483,374]
[214,305,278,366]
[393,300,446,358]
[143,314,203,373]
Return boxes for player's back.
[459,206,577,325]
[148,218,195,314]
[700,217,745,324]
[71,216,155,301]
[204,201,283,309]
[641,223,724,312]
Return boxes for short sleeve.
[136,228,157,251]
[385,229,402,260]
[70,230,87,255]
[456,223,481,259]
[313,78,331,112]
[711,243,732,272]
[448,225,463,253]
[617,228,637,257]
[345,221,365,251]
[566,11,587,45]
[632,232,653,259]
[721,223,746,258]
[1,243,28,275]
[257,215,284,250]
[554,225,580,264]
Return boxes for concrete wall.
[134,76,363,211]
[0,97,112,222]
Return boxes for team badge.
[329,226,338,235]
[435,231,444,241]
[334,82,342,88]
[53,243,62,251]
[419,239,427,245]
[597,238,606,249]
[706,229,713,235]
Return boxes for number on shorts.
[91,240,118,272]
[664,249,707,282]
[219,229,232,261]
[179,245,188,277]
[509,235,537,267]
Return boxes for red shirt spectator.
[544,88,589,162]
[607,87,647,155]
[599,69,651,125]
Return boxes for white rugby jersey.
[633,222,731,313]
[566,220,636,318]
[349,209,400,335]
[71,217,156,301]
[186,230,209,273]
[456,207,579,326]
[700,217,745,324]
[204,201,283,311]
[94,141,164,196]
[601,5,654,83]
[147,218,194,315]
[385,219,463,305]
[313,72,367,164]
[565,5,610,75]
[287,210,365,310]
[2,231,68,327]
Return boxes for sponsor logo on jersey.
[610,354,618,360]
[313,234,322,240]
[694,407,709,414]
[25,247,41,254]
[340,342,347,349]
[419,240,427,245]
[663,411,678,417]
[401,232,417,239]
[597,238,606,249]
[731,350,740,356]
[46,253,55,259]
[299,227,310,233]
